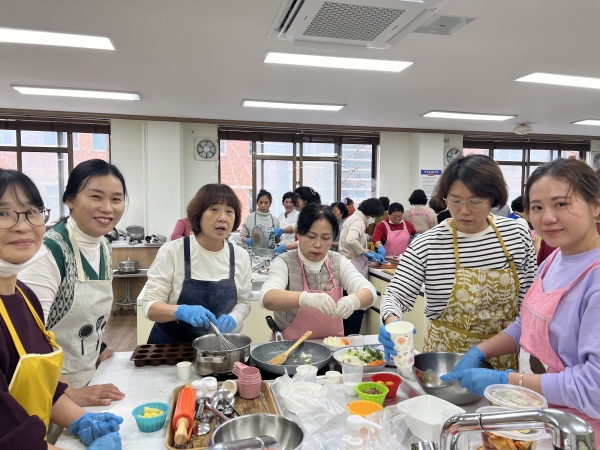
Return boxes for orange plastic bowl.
[347,400,384,417]
[371,373,402,398]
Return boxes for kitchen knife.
[172,382,195,446]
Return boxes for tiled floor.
[103,308,137,352]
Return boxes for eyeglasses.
[0,208,50,229]
[444,198,489,212]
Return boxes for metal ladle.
[194,397,211,436]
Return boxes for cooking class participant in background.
[141,184,251,344]
[507,196,532,230]
[366,196,389,235]
[405,189,437,234]
[379,155,536,370]
[260,204,376,339]
[277,191,299,245]
[239,189,283,246]
[339,198,385,335]
[275,186,322,253]
[0,170,123,450]
[343,197,355,216]
[372,203,418,258]
[429,197,451,223]
[170,217,191,240]
[443,158,600,436]
[19,160,126,407]
[329,201,349,251]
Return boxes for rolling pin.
[172,382,196,446]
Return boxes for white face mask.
[0,245,47,278]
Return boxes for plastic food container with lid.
[477,406,547,450]
[484,384,548,410]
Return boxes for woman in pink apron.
[406,189,438,234]
[261,204,377,339]
[443,158,600,437]
[373,203,418,258]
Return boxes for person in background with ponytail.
[239,189,283,246]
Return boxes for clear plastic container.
[484,384,548,410]
[477,406,546,450]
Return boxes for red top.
[372,218,417,244]
[346,205,355,217]
[171,218,192,240]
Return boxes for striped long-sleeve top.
[380,216,537,323]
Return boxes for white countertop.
[112,242,164,248]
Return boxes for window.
[92,134,108,151]
[0,130,16,146]
[73,133,110,166]
[342,143,373,203]
[219,140,252,221]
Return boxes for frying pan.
[250,340,331,376]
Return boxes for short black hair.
[297,204,338,238]
[358,198,384,217]
[0,169,44,208]
[63,159,127,204]
[256,189,272,203]
[282,191,294,204]
[408,189,428,206]
[428,197,446,213]
[330,201,348,219]
[388,202,404,214]
[378,196,390,210]
[295,186,321,205]
[188,184,242,235]
[510,196,524,213]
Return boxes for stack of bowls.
[232,362,262,399]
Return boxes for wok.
[251,340,331,376]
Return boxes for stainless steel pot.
[192,333,251,375]
[212,414,304,450]
[117,258,139,274]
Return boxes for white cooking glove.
[333,294,361,319]
[299,291,337,317]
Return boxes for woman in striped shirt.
[379,155,537,370]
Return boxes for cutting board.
[368,262,398,270]
[382,268,397,276]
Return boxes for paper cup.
[295,365,318,383]
[325,370,342,384]
[385,321,415,369]
[176,361,192,381]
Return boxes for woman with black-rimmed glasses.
[378,155,537,371]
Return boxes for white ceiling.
[2,0,600,137]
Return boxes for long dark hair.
[63,159,127,204]
[297,204,339,238]
[0,169,44,208]
[294,186,321,205]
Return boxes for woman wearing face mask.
[0,170,123,450]
[372,203,418,258]
[277,192,298,245]
[239,190,283,247]
[443,158,600,437]
[19,160,127,407]
[260,204,376,339]
[379,155,536,370]
[141,184,251,344]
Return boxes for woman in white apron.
[239,189,283,247]
[444,158,600,438]
[261,204,377,339]
[0,169,123,450]
[19,160,127,407]
[373,203,418,258]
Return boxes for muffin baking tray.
[130,344,195,367]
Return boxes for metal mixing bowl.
[211,414,304,450]
[412,352,493,405]
[192,334,251,375]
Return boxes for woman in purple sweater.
[0,170,122,449]
[444,158,600,436]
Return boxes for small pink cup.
[238,380,261,399]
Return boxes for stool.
[112,269,148,316]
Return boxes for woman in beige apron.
[0,169,123,449]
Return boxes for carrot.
[366,360,385,366]
[341,338,350,346]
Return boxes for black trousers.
[343,309,365,336]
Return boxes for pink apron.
[409,207,431,228]
[520,250,600,437]
[282,257,345,340]
[382,220,411,256]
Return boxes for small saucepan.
[117,258,139,274]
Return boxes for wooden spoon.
[268,331,312,365]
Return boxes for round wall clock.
[593,153,600,169]
[445,147,462,163]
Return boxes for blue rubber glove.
[216,314,236,333]
[275,243,287,254]
[366,251,378,262]
[245,238,253,246]
[174,304,217,329]
[86,431,122,450]
[273,228,285,239]
[68,412,123,447]
[452,346,488,373]
[379,322,417,362]
[377,246,386,257]
[441,369,513,397]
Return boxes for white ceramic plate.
[332,345,387,373]
[321,337,350,352]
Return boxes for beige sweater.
[339,210,369,260]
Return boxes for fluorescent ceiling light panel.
[516,72,600,90]
[243,100,344,111]
[423,111,515,121]
[13,86,139,100]
[0,27,114,50]
[264,52,412,72]
[572,119,600,126]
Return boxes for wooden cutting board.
[382,268,397,275]
[368,262,398,269]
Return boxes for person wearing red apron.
[261,204,377,339]
[373,203,418,258]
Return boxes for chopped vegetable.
[138,406,165,418]
[323,336,350,347]
[291,352,312,364]
[338,346,385,366]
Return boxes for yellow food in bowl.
[138,406,165,418]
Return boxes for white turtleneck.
[297,246,327,274]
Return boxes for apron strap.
[488,218,521,294]
[451,220,462,270]
[254,212,275,228]
[183,236,192,280]
[227,241,235,279]
[67,223,87,283]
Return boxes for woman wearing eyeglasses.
[19,160,127,407]
[378,155,537,370]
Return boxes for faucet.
[440,408,595,450]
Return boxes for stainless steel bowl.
[117,258,139,274]
[211,414,304,450]
[192,334,251,375]
[412,352,494,405]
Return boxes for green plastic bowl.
[132,402,170,433]
[356,382,389,405]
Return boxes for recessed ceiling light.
[0,27,114,50]
[422,111,516,121]
[264,52,413,72]
[242,100,344,111]
[516,72,600,90]
[13,86,139,100]
[572,119,600,126]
